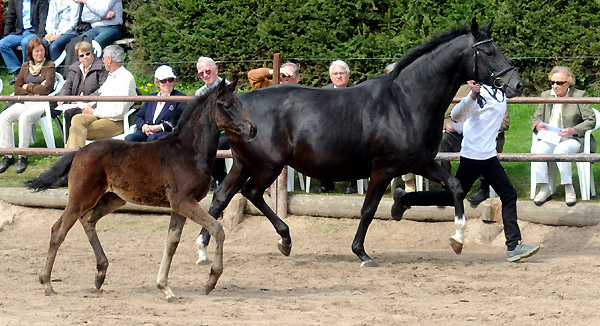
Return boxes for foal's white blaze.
[451,214,467,244]
[195,237,209,265]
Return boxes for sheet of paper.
[539,122,561,134]
[54,103,81,111]
[537,129,561,145]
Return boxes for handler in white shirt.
[393,81,540,262]
[66,45,136,149]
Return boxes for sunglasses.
[198,69,212,76]
[78,52,92,58]
[159,78,175,84]
[548,80,567,86]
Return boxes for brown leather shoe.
[0,156,15,173]
[15,156,27,174]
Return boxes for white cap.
[155,65,176,80]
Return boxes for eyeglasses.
[159,78,175,84]
[198,69,212,76]
[548,80,567,86]
[78,52,92,58]
[332,72,347,77]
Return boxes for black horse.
[197,19,523,267]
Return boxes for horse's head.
[214,78,257,141]
[469,18,523,98]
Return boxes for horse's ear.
[482,20,493,36]
[470,18,480,38]
[227,77,238,92]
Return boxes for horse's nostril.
[249,124,257,137]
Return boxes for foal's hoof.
[278,240,292,256]
[45,289,57,297]
[450,237,463,255]
[360,260,378,268]
[204,284,216,295]
[94,276,105,289]
[167,296,179,303]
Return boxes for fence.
[2,95,600,218]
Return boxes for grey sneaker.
[506,241,540,262]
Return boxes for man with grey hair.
[195,56,230,190]
[316,60,358,194]
[248,62,301,90]
[66,45,137,148]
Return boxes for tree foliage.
[127,0,600,95]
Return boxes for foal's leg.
[40,193,104,296]
[156,212,186,302]
[352,170,394,267]
[414,161,466,254]
[79,192,126,290]
[196,163,251,264]
[174,198,225,295]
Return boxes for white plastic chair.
[530,108,600,201]
[84,107,137,144]
[11,73,65,148]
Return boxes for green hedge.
[126,0,600,95]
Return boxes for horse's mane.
[388,25,471,80]
[163,90,214,139]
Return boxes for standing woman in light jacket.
[0,37,55,174]
[531,66,596,207]
[44,0,81,61]
[74,0,123,49]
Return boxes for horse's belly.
[110,186,171,208]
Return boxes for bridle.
[469,33,516,97]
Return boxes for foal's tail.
[25,151,77,192]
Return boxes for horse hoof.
[204,284,215,295]
[450,238,463,255]
[94,276,105,289]
[167,296,179,303]
[360,260,378,268]
[195,258,211,266]
[45,290,57,297]
[277,241,292,256]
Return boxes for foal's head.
[212,78,257,141]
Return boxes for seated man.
[248,61,301,89]
[125,65,186,142]
[66,44,136,148]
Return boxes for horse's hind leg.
[79,192,126,290]
[415,161,466,254]
[174,198,224,295]
[156,212,186,302]
[196,163,251,265]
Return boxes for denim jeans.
[83,25,123,49]
[44,33,77,62]
[0,29,38,73]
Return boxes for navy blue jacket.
[134,89,186,132]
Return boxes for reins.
[469,33,516,101]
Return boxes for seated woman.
[531,66,596,207]
[0,37,55,174]
[125,65,186,142]
[44,0,81,61]
[57,40,108,141]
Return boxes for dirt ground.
[1,200,600,326]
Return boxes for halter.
[469,34,516,96]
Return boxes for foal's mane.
[165,90,214,139]
[388,25,471,80]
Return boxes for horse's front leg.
[174,198,225,295]
[156,212,186,303]
[416,161,465,254]
[196,162,251,265]
[352,171,393,267]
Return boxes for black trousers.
[403,156,521,250]
[212,133,230,182]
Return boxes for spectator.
[74,0,123,49]
[0,37,55,174]
[56,40,108,141]
[44,0,80,61]
[125,65,186,142]
[393,80,540,263]
[316,60,358,194]
[65,44,136,148]
[531,66,596,207]
[0,0,49,85]
[248,61,301,90]
[195,56,230,190]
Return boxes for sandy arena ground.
[1,200,600,325]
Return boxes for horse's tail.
[25,151,77,192]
